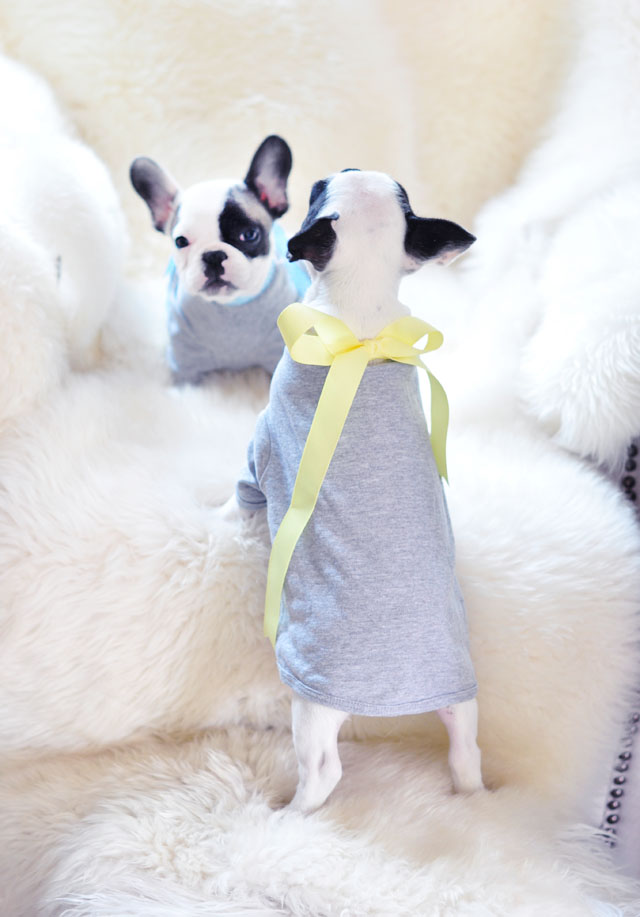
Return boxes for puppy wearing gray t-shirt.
[236,169,484,812]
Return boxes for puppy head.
[288,169,475,278]
[130,135,292,301]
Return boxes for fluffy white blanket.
[1,1,640,913]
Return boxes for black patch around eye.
[219,198,269,258]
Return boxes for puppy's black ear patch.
[130,157,180,234]
[405,215,476,266]
[288,214,339,271]
[245,135,292,219]
[308,178,328,207]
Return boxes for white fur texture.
[0,56,126,371]
[425,0,640,469]
[2,729,639,916]
[0,219,66,429]
[1,0,640,913]
[0,0,568,253]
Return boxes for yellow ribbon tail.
[263,506,312,645]
[263,347,370,645]
[426,369,449,482]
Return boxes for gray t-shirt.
[237,351,477,716]
[165,227,310,384]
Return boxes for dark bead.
[614,775,626,785]
[625,459,637,472]
[632,713,640,723]
[607,799,621,810]
[629,444,638,457]
[607,814,620,824]
[616,763,630,772]
[611,788,624,798]
[619,751,632,761]
[622,475,635,489]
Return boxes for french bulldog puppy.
[130,136,309,383]
[236,168,484,813]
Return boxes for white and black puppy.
[130,136,309,383]
[237,169,483,812]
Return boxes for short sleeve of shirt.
[236,411,271,510]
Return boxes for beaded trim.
[600,442,640,847]
[621,442,638,504]
[601,710,640,846]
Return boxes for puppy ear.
[404,215,476,268]
[245,135,292,219]
[288,214,339,271]
[130,157,180,234]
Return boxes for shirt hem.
[278,667,478,717]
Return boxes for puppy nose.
[201,250,228,273]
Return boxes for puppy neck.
[308,262,410,339]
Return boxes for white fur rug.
[422,0,640,472]
[1,1,640,914]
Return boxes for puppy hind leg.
[437,698,484,794]
[289,696,349,813]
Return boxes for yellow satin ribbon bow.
[263,302,449,646]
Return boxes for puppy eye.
[174,235,189,249]
[240,227,261,243]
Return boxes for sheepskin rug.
[421,0,640,472]
[1,0,640,914]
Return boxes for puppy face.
[288,169,476,275]
[130,136,292,301]
[167,180,274,301]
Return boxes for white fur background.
[1,0,640,913]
